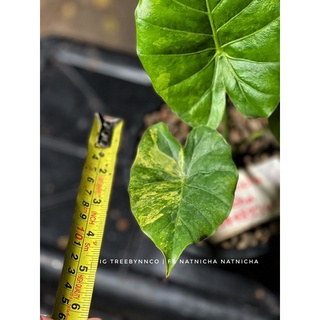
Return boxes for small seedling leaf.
[128,123,238,276]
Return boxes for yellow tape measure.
[52,113,123,320]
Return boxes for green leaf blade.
[128,124,238,276]
[222,56,280,118]
[136,0,280,128]
[216,0,280,47]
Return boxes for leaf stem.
[233,127,270,154]
[222,108,229,141]
[245,127,270,144]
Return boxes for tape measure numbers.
[52,113,123,320]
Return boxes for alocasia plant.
[129,124,238,275]
[129,0,280,276]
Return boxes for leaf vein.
[226,59,278,96]
[157,129,181,167]
[226,55,280,65]
[157,221,173,236]
[183,88,211,116]
[137,19,212,37]
[205,0,221,51]
[172,0,207,14]
[187,169,235,179]
[188,149,220,169]
[221,17,280,48]
[179,218,196,242]
[181,197,214,229]
[185,184,229,208]
[216,0,255,32]
[133,165,180,178]
[167,54,216,89]
[210,0,225,15]
[135,180,181,188]
[139,47,215,57]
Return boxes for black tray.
[40,38,279,320]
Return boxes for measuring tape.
[52,113,123,320]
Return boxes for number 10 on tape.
[51,113,123,320]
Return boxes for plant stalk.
[222,108,229,141]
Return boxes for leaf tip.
[164,255,179,278]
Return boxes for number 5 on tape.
[51,113,123,320]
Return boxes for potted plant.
[128,0,280,277]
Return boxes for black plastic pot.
[40,38,279,320]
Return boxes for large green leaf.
[128,123,238,276]
[136,0,280,128]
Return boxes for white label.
[211,156,280,243]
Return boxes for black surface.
[40,38,280,320]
